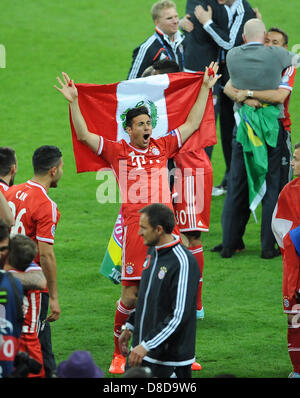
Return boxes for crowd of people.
[0,0,299,379]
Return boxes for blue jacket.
[0,270,23,378]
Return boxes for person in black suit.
[181,0,257,196]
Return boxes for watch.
[247,90,254,98]
[121,325,130,332]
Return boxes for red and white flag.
[69,72,216,173]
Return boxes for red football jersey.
[5,180,60,265]
[0,181,9,194]
[173,148,213,232]
[9,263,42,334]
[9,264,45,377]
[97,129,182,226]
[279,66,296,132]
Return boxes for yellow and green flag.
[99,208,123,284]
[236,104,280,218]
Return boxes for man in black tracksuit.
[119,203,200,378]
[183,0,227,73]
[182,0,256,190]
[127,1,184,79]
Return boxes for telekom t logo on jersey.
[129,152,161,170]
[129,152,146,170]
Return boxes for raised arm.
[54,72,100,153]
[178,62,220,144]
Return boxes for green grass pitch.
[1,0,300,379]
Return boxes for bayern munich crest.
[126,264,134,275]
[158,266,167,280]
[151,147,160,156]
[284,298,290,308]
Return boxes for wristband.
[121,325,130,332]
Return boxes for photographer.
[4,235,47,377]
[0,220,47,377]
[0,220,23,378]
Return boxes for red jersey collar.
[27,180,48,195]
[0,179,9,187]
[128,142,150,154]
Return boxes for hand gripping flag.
[272,178,300,311]
[69,71,216,172]
[236,104,280,219]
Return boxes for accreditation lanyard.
[155,32,176,61]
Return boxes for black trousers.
[280,129,293,190]
[141,361,192,378]
[38,292,56,377]
[221,121,284,252]
[219,92,235,187]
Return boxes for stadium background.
[1,0,299,378]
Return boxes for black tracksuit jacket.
[126,237,200,366]
[184,0,256,79]
[127,28,184,79]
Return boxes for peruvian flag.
[69,72,216,173]
[272,178,300,304]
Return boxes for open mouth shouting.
[143,133,151,145]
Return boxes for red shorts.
[121,223,148,285]
[173,169,213,232]
[19,333,45,378]
[121,221,180,285]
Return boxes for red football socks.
[113,299,135,356]
[189,244,204,311]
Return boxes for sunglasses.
[0,246,8,252]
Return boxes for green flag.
[99,209,123,284]
[99,238,122,285]
[236,104,280,217]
